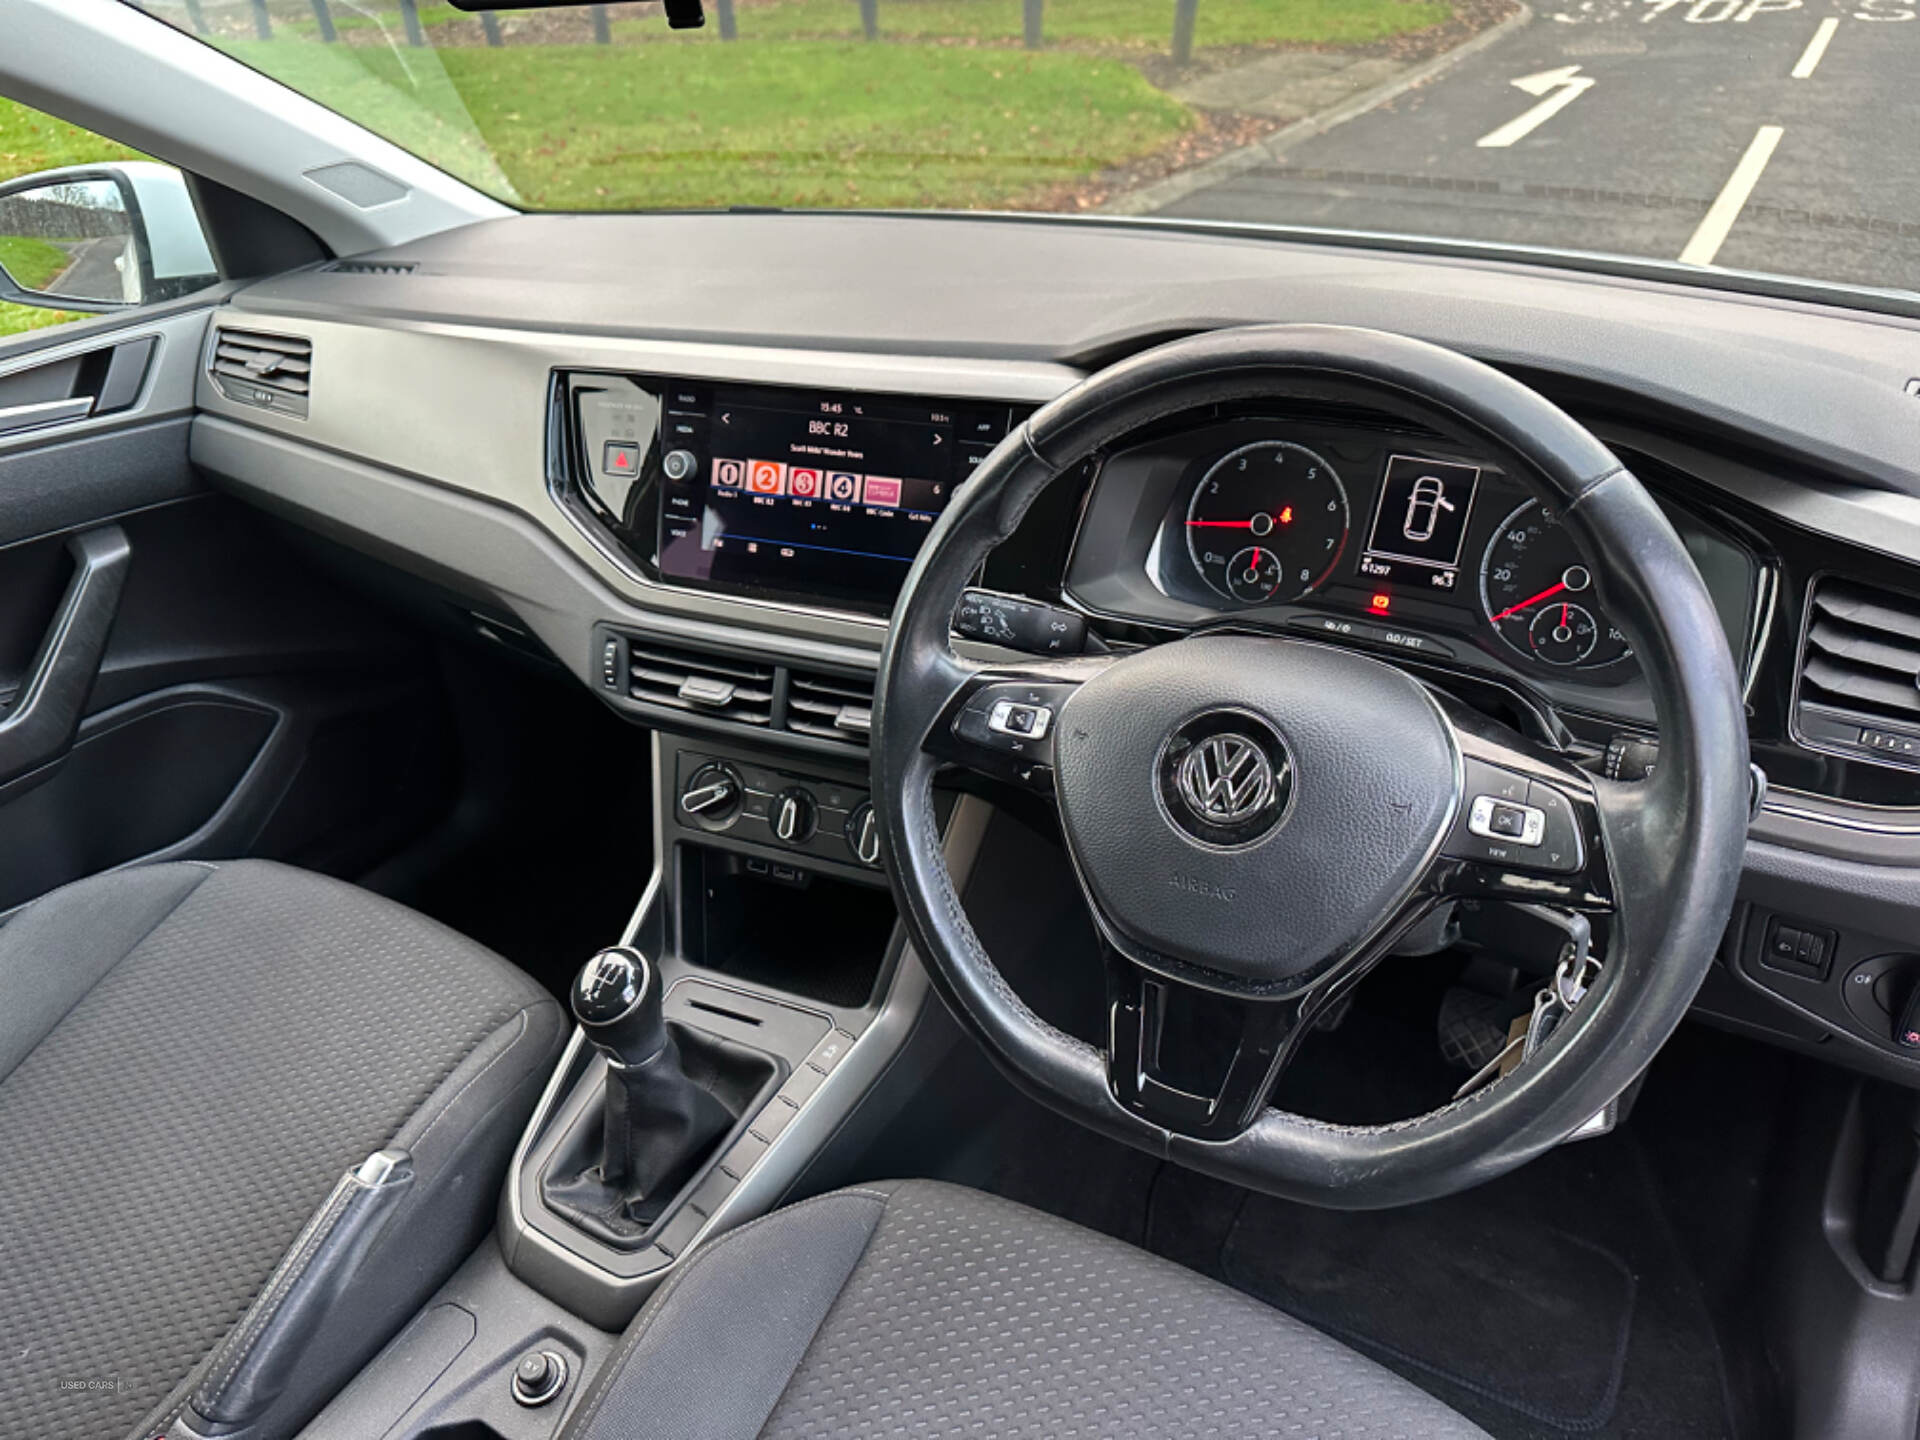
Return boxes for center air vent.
[208,328,311,419]
[628,642,775,727]
[786,668,874,745]
[1797,577,1920,765]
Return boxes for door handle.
[0,396,95,438]
[0,524,130,787]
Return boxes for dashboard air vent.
[323,259,417,275]
[208,328,311,419]
[628,642,775,727]
[1797,577,1920,764]
[786,668,874,745]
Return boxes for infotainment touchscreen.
[654,381,1018,613]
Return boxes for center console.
[501,730,968,1328]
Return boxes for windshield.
[137,0,1911,295]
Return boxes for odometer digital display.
[1184,441,1350,606]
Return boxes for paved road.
[1156,0,1920,296]
[47,236,132,305]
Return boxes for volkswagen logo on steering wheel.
[1179,733,1275,822]
[1158,711,1294,848]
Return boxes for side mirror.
[0,162,217,315]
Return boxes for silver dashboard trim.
[1762,792,1920,837]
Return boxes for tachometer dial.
[1185,441,1349,606]
[1479,500,1631,669]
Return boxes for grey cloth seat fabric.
[561,1179,1493,1440]
[0,859,566,1440]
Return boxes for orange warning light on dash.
[1370,593,1392,613]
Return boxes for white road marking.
[1476,66,1599,148]
[1679,124,1785,265]
[1792,14,1841,71]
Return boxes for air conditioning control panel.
[672,744,883,877]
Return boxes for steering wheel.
[871,325,1750,1209]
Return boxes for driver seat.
[559,1179,1490,1439]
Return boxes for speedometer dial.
[1479,500,1631,669]
[1185,441,1350,606]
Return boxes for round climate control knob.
[680,762,742,827]
[846,802,882,867]
[772,786,817,844]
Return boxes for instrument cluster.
[1061,415,1760,720]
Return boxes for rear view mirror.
[447,0,707,29]
[0,163,217,315]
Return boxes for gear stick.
[571,946,732,1211]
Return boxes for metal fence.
[133,0,1210,58]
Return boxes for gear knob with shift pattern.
[567,946,732,1214]
[572,946,669,1066]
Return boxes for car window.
[0,99,218,342]
[134,0,1920,300]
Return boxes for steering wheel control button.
[1468,795,1544,846]
[511,1349,569,1408]
[1465,758,1528,805]
[954,682,1077,771]
[1446,769,1584,875]
[1442,761,1582,872]
[1524,781,1585,874]
[987,699,1052,739]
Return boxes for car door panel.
[0,308,456,911]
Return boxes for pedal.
[1437,985,1512,1072]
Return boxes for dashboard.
[171,207,1920,1088]
[557,370,1765,736]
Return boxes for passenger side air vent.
[208,328,311,419]
[1797,577,1920,765]
[322,259,417,275]
[628,642,775,727]
[785,668,874,746]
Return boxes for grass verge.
[0,235,70,291]
[697,0,1451,48]
[217,37,1193,209]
